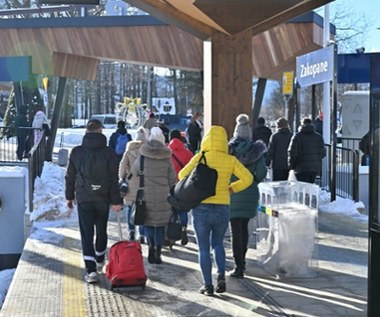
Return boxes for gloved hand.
[67,200,74,209]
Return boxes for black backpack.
[77,148,111,195]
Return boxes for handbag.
[130,156,146,225]
[166,210,182,241]
[119,173,132,198]
[167,151,218,211]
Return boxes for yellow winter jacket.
[178,125,253,205]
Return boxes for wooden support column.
[204,29,253,138]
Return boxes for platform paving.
[0,210,368,317]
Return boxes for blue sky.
[333,0,380,52]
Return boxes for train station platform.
[0,209,368,316]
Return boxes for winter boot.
[148,247,156,264]
[155,246,163,264]
[215,275,226,293]
[229,267,244,279]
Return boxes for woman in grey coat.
[228,114,267,278]
[131,127,176,264]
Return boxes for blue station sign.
[296,46,334,87]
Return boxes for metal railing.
[0,126,47,211]
[319,144,360,201]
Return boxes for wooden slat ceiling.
[126,0,334,39]
[0,17,326,81]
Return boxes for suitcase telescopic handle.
[116,211,123,241]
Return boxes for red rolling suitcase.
[106,213,147,289]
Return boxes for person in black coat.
[288,117,326,184]
[314,111,323,135]
[252,117,272,147]
[187,112,203,153]
[266,117,293,181]
[65,119,122,283]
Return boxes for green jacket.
[229,137,267,219]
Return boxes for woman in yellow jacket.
[178,125,253,296]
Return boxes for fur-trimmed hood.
[229,137,267,166]
[140,139,172,159]
[126,140,144,152]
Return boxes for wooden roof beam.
[251,0,333,36]
[125,0,213,40]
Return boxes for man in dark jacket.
[252,117,272,147]
[266,117,293,181]
[288,117,326,183]
[65,119,122,284]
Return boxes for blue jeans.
[144,226,165,248]
[126,205,145,236]
[178,211,188,227]
[192,204,230,286]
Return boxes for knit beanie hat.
[233,114,251,140]
[169,129,182,141]
[149,126,165,144]
[135,126,147,141]
[276,117,288,128]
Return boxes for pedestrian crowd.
[64,112,326,294]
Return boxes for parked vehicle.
[90,114,117,129]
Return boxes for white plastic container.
[257,181,319,278]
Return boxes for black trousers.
[230,217,250,269]
[296,172,318,184]
[78,201,110,273]
[272,169,290,181]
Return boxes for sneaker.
[216,276,226,293]
[129,232,135,241]
[181,230,188,246]
[85,272,98,284]
[199,284,214,296]
[139,236,145,244]
[96,261,105,272]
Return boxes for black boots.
[216,275,226,293]
[229,267,244,279]
[181,229,188,245]
[148,246,163,264]
[148,247,156,264]
[155,247,162,264]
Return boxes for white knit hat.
[135,126,147,141]
[233,114,251,140]
[149,126,165,144]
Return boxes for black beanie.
[170,129,182,141]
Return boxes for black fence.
[319,143,360,201]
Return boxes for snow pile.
[29,162,72,222]
[0,269,15,309]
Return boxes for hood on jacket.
[200,125,228,154]
[126,140,143,152]
[81,132,107,149]
[299,124,315,134]
[229,137,267,165]
[140,139,172,159]
[116,127,127,135]
[168,137,187,151]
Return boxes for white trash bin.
[257,181,319,278]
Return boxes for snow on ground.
[0,126,369,309]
